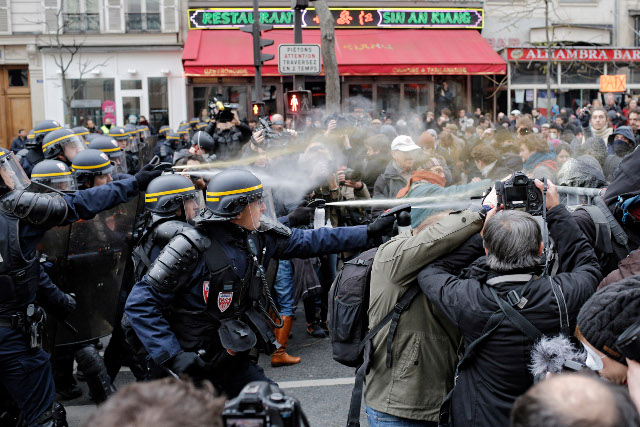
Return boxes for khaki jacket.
[364,210,484,421]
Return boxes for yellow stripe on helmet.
[207,184,262,197]
[145,186,196,198]
[42,133,75,150]
[31,171,72,177]
[34,126,62,134]
[72,160,111,170]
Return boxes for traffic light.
[285,90,312,115]
[240,23,274,66]
[251,102,266,117]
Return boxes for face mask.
[612,139,632,157]
[104,124,112,130]
[582,342,604,371]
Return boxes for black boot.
[34,402,68,427]
[75,345,116,404]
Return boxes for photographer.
[417,179,601,427]
[205,108,252,160]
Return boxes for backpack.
[328,247,420,427]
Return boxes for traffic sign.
[278,44,321,76]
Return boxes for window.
[64,78,115,127]
[220,86,248,120]
[121,79,142,90]
[126,0,161,32]
[63,0,99,32]
[193,86,216,123]
[510,61,558,85]
[8,68,28,87]
[348,84,372,112]
[404,83,429,115]
[560,62,604,85]
[148,77,168,134]
[376,84,401,115]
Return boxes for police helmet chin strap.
[247,236,284,329]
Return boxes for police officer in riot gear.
[88,136,130,179]
[109,126,138,175]
[31,160,78,192]
[156,132,179,164]
[0,146,162,426]
[71,126,90,144]
[125,168,395,397]
[157,125,171,141]
[17,120,63,177]
[71,149,115,189]
[176,123,192,151]
[173,130,216,165]
[42,128,86,166]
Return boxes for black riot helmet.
[0,147,31,195]
[42,128,86,162]
[193,131,215,152]
[165,132,180,149]
[71,148,114,187]
[196,122,207,131]
[85,133,100,143]
[189,117,199,130]
[177,123,191,136]
[158,125,171,141]
[137,125,150,141]
[109,126,129,151]
[72,126,90,142]
[31,159,78,191]
[88,135,128,175]
[144,174,204,220]
[33,119,63,146]
[203,168,263,220]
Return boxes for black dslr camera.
[495,172,545,216]
[223,382,308,427]
[617,319,640,362]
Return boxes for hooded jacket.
[417,206,601,427]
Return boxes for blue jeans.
[365,406,438,427]
[274,260,295,316]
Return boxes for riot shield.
[139,136,158,167]
[53,196,140,346]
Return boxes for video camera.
[223,381,309,427]
[209,98,240,123]
[495,172,545,216]
[256,118,292,148]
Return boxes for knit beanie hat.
[577,275,640,363]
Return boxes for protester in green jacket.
[365,208,485,424]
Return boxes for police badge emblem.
[202,281,210,303]
[217,292,233,312]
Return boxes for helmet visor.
[252,187,278,231]
[32,174,78,192]
[61,135,86,162]
[0,150,31,191]
[182,190,205,221]
[127,136,139,153]
[110,151,128,175]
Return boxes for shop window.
[510,89,535,115]
[63,0,100,33]
[510,62,557,85]
[376,85,401,117]
[404,83,429,115]
[435,77,464,115]
[64,78,115,127]
[122,96,141,123]
[121,79,142,90]
[627,63,640,84]
[126,0,161,32]
[305,81,326,110]
[8,68,28,87]
[148,77,168,133]
[261,85,278,117]
[560,62,604,85]
[348,84,373,113]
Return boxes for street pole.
[252,0,262,104]
[293,7,305,91]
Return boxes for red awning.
[182,29,506,77]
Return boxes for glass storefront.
[64,78,115,127]
[148,77,168,133]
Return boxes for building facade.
[0,0,188,148]
[482,0,640,115]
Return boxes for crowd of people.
[2,92,640,427]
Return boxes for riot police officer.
[17,120,62,177]
[71,126,90,144]
[71,149,117,189]
[176,122,192,151]
[109,126,138,174]
[194,130,216,163]
[42,128,86,166]
[125,168,394,397]
[158,125,171,141]
[156,132,179,164]
[0,147,161,425]
[31,160,78,192]
[88,135,130,178]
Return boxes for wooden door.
[0,66,32,149]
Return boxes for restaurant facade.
[182,5,507,120]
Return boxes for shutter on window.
[161,0,178,33]
[105,0,124,33]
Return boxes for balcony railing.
[63,13,100,33]
[126,13,161,32]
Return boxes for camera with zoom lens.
[223,382,308,427]
[617,319,640,362]
[344,168,361,182]
[495,172,545,216]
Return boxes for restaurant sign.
[507,48,640,62]
[188,8,483,30]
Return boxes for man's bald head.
[511,373,639,426]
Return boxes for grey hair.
[483,210,542,272]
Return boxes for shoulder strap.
[203,237,231,272]
[489,287,543,341]
[346,284,421,427]
[547,276,570,336]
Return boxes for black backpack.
[328,248,420,427]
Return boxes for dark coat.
[372,161,409,217]
[417,206,601,427]
[361,153,390,193]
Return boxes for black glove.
[579,109,591,128]
[287,204,315,227]
[367,214,396,239]
[166,350,206,376]
[135,164,163,191]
